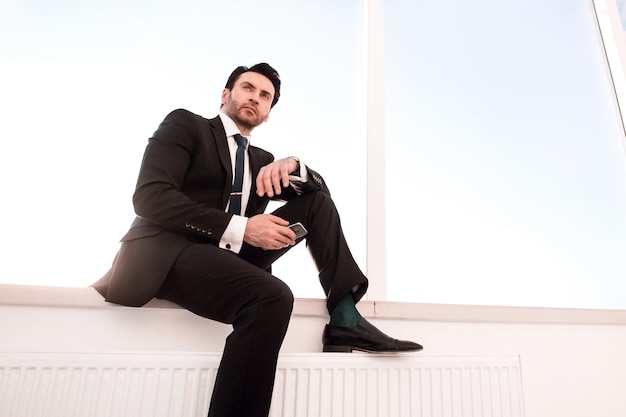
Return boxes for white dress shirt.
[217,112,308,253]
[218,112,251,253]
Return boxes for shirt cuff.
[219,215,248,253]
[288,161,308,194]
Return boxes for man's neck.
[219,112,253,137]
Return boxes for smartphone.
[288,222,308,239]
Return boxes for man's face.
[221,71,275,133]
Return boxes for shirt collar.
[219,111,249,143]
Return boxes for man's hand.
[256,157,298,198]
[244,214,297,250]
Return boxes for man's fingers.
[256,167,271,196]
[271,169,283,195]
[265,220,297,249]
[256,166,277,197]
[277,224,297,245]
[256,161,292,197]
[280,165,290,187]
[263,174,276,197]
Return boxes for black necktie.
[228,134,247,215]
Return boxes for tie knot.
[234,134,247,148]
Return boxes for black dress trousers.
[156,190,368,417]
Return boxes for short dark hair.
[224,63,281,108]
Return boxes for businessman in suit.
[93,63,422,417]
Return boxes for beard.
[222,93,267,132]
[231,107,262,131]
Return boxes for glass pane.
[384,0,626,308]
[0,0,365,299]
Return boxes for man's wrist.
[288,156,300,174]
[219,215,248,253]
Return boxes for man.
[93,63,422,417]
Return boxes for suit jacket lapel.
[208,116,234,209]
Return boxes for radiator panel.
[0,352,523,417]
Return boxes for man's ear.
[263,110,271,123]
[221,88,230,106]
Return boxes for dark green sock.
[329,293,362,327]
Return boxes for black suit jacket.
[95,109,328,306]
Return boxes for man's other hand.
[244,214,297,250]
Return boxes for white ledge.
[2,283,626,325]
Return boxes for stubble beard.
[233,109,259,132]
[224,102,262,133]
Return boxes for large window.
[384,0,626,308]
[3,0,626,311]
[0,0,365,298]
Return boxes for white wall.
[2,285,626,416]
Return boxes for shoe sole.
[323,345,423,353]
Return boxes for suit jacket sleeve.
[273,163,331,201]
[130,109,256,244]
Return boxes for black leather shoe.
[322,318,423,353]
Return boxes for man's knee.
[255,276,294,316]
[271,278,295,316]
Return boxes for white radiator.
[0,352,524,417]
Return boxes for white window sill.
[2,283,626,325]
